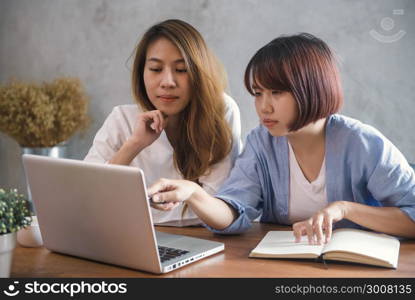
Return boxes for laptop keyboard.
[158,246,189,263]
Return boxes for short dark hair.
[244,33,343,131]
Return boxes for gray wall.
[1,0,414,194]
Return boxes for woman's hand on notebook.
[292,201,348,245]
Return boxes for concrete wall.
[1,0,414,193]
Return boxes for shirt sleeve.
[204,135,264,234]
[223,93,243,158]
[363,130,415,222]
[84,107,128,163]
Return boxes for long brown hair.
[132,19,232,183]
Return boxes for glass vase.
[18,143,67,248]
[21,143,68,212]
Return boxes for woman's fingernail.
[153,195,159,202]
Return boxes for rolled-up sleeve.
[204,136,264,234]
[364,131,415,222]
[84,107,126,163]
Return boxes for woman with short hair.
[148,33,415,242]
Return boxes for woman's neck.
[165,114,179,130]
[287,118,327,154]
[286,118,327,182]
[164,114,180,145]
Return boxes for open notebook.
[249,228,400,269]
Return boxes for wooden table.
[11,223,415,278]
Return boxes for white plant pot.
[0,232,17,278]
[17,216,43,248]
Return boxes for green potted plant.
[0,188,32,278]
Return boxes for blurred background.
[1,0,414,194]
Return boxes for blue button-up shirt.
[207,114,415,234]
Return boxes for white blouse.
[287,142,328,224]
[84,94,242,226]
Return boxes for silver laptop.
[22,154,224,274]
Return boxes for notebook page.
[250,231,324,257]
[322,228,400,264]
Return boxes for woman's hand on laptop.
[147,178,199,210]
[148,178,239,230]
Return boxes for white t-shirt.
[84,94,242,226]
[288,142,328,223]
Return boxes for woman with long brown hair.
[85,19,241,226]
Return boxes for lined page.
[250,231,324,258]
